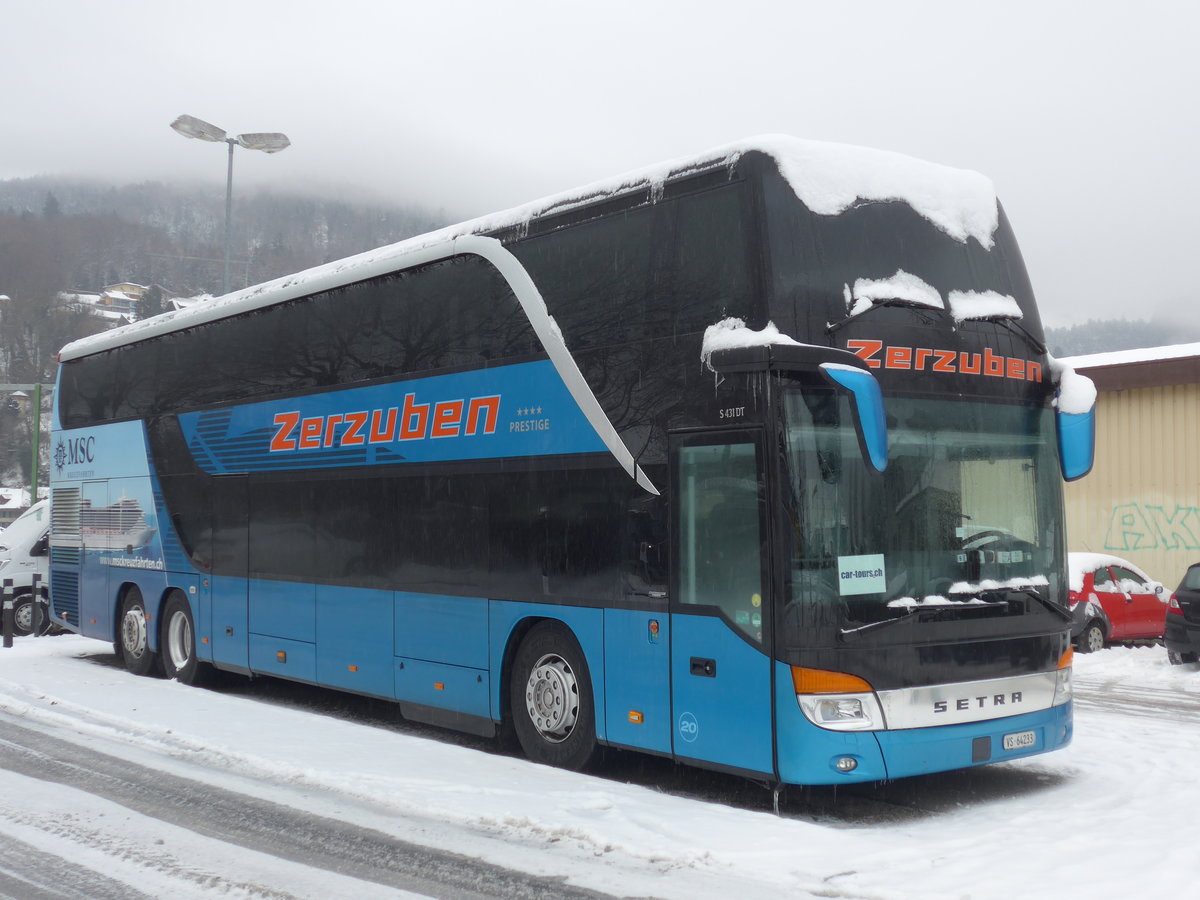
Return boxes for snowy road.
[0,636,1197,899]
[0,715,606,900]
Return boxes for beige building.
[1062,343,1200,588]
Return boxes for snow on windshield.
[843,269,943,317]
[947,290,1022,322]
[887,575,1051,609]
[949,575,1050,595]
[839,275,1024,326]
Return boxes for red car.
[1069,553,1168,652]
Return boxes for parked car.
[1165,563,1200,665]
[0,500,50,636]
[1068,552,1167,652]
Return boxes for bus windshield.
[783,387,1065,631]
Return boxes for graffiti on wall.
[1105,504,1200,552]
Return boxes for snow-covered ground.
[0,635,1197,899]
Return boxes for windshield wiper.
[825,298,940,335]
[978,586,1072,623]
[976,316,1047,356]
[839,599,1007,642]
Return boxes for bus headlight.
[791,666,884,731]
[1053,648,1072,707]
[1053,666,1072,706]
[798,693,885,731]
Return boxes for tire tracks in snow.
[0,715,616,900]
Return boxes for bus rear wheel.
[510,622,597,771]
[161,592,207,686]
[119,587,159,676]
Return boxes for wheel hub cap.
[122,608,147,659]
[525,654,578,742]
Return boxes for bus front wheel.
[119,587,159,676]
[510,622,598,771]
[161,592,208,686]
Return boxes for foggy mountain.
[1044,318,1200,358]
[0,176,444,299]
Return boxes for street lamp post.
[169,114,290,295]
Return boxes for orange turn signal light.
[791,666,873,694]
[1058,647,1074,670]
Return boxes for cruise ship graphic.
[80,496,156,552]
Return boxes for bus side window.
[626,496,667,596]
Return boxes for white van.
[0,499,50,636]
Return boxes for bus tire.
[118,587,159,677]
[161,592,207,686]
[510,621,598,771]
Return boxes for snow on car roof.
[1068,551,1155,593]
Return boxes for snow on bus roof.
[60,135,999,361]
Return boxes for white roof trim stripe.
[61,235,659,496]
[457,236,658,495]
[59,238,460,361]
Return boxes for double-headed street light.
[170,114,291,295]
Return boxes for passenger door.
[669,430,774,777]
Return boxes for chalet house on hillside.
[58,283,150,324]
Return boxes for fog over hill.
[0,176,443,299]
[1045,318,1200,358]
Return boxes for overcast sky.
[6,1,1198,329]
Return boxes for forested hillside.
[0,176,442,384]
[1045,318,1200,357]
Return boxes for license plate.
[1002,729,1036,751]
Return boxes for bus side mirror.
[1051,360,1096,482]
[819,363,888,472]
[1056,407,1095,481]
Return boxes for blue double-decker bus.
[48,136,1093,786]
